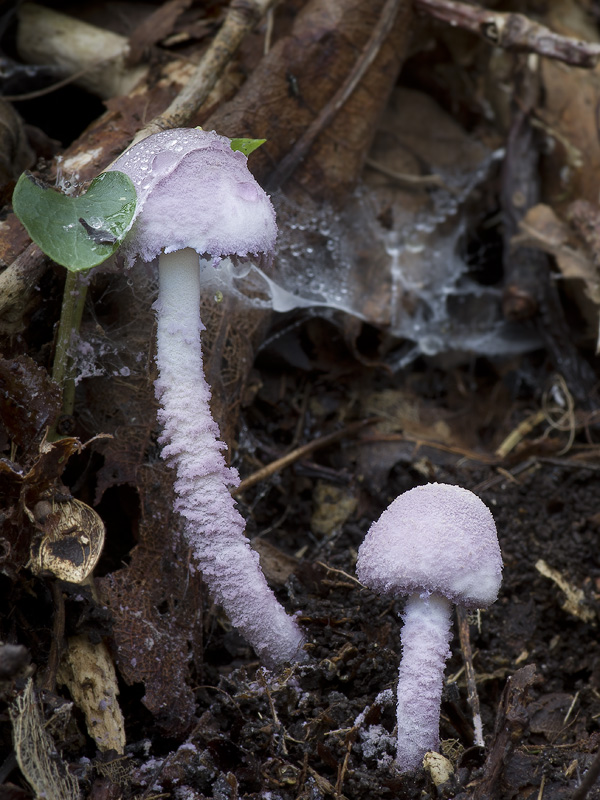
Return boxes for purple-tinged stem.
[395,592,453,772]
[154,247,305,668]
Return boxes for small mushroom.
[109,128,305,668]
[356,482,502,772]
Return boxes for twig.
[335,736,354,799]
[316,562,364,588]
[471,665,538,800]
[3,65,104,102]
[15,3,148,100]
[538,774,546,800]
[472,458,537,493]
[495,410,546,459]
[234,418,379,495]
[563,691,580,726]
[538,457,600,473]
[266,0,404,190]
[0,242,45,322]
[572,748,600,800]
[361,431,499,465]
[414,0,600,68]
[365,157,453,192]
[131,0,278,144]
[496,50,598,406]
[456,606,484,747]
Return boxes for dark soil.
[89,354,600,800]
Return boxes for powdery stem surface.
[154,248,305,668]
[396,592,453,772]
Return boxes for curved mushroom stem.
[154,247,305,668]
[395,592,453,772]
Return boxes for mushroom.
[109,128,305,668]
[356,482,502,772]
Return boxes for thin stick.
[572,748,600,800]
[365,157,453,191]
[494,410,546,459]
[233,418,378,495]
[537,774,545,800]
[131,0,278,144]
[266,0,404,190]
[362,431,498,465]
[316,562,364,588]
[456,606,484,747]
[414,0,600,68]
[3,65,103,102]
[335,737,353,799]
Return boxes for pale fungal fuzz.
[110,129,305,668]
[356,482,502,772]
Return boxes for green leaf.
[230,138,266,157]
[12,171,137,271]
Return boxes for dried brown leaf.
[207,0,413,202]
[29,498,105,584]
[516,203,600,304]
[528,692,576,739]
[96,465,204,736]
[10,679,80,800]
[201,289,272,453]
[126,0,194,66]
[0,99,33,203]
[538,57,600,212]
[251,539,299,588]
[0,435,81,573]
[310,482,357,538]
[0,355,61,458]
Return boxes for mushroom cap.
[109,128,277,264]
[356,483,502,608]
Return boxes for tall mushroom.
[356,482,502,772]
[109,128,305,668]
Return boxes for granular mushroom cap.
[356,483,502,608]
[110,128,277,265]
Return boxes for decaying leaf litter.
[1,0,600,798]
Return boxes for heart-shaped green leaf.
[12,171,137,271]
[230,138,266,157]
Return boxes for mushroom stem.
[154,247,305,668]
[396,592,453,771]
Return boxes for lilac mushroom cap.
[356,483,502,608]
[111,128,277,265]
[356,483,502,772]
